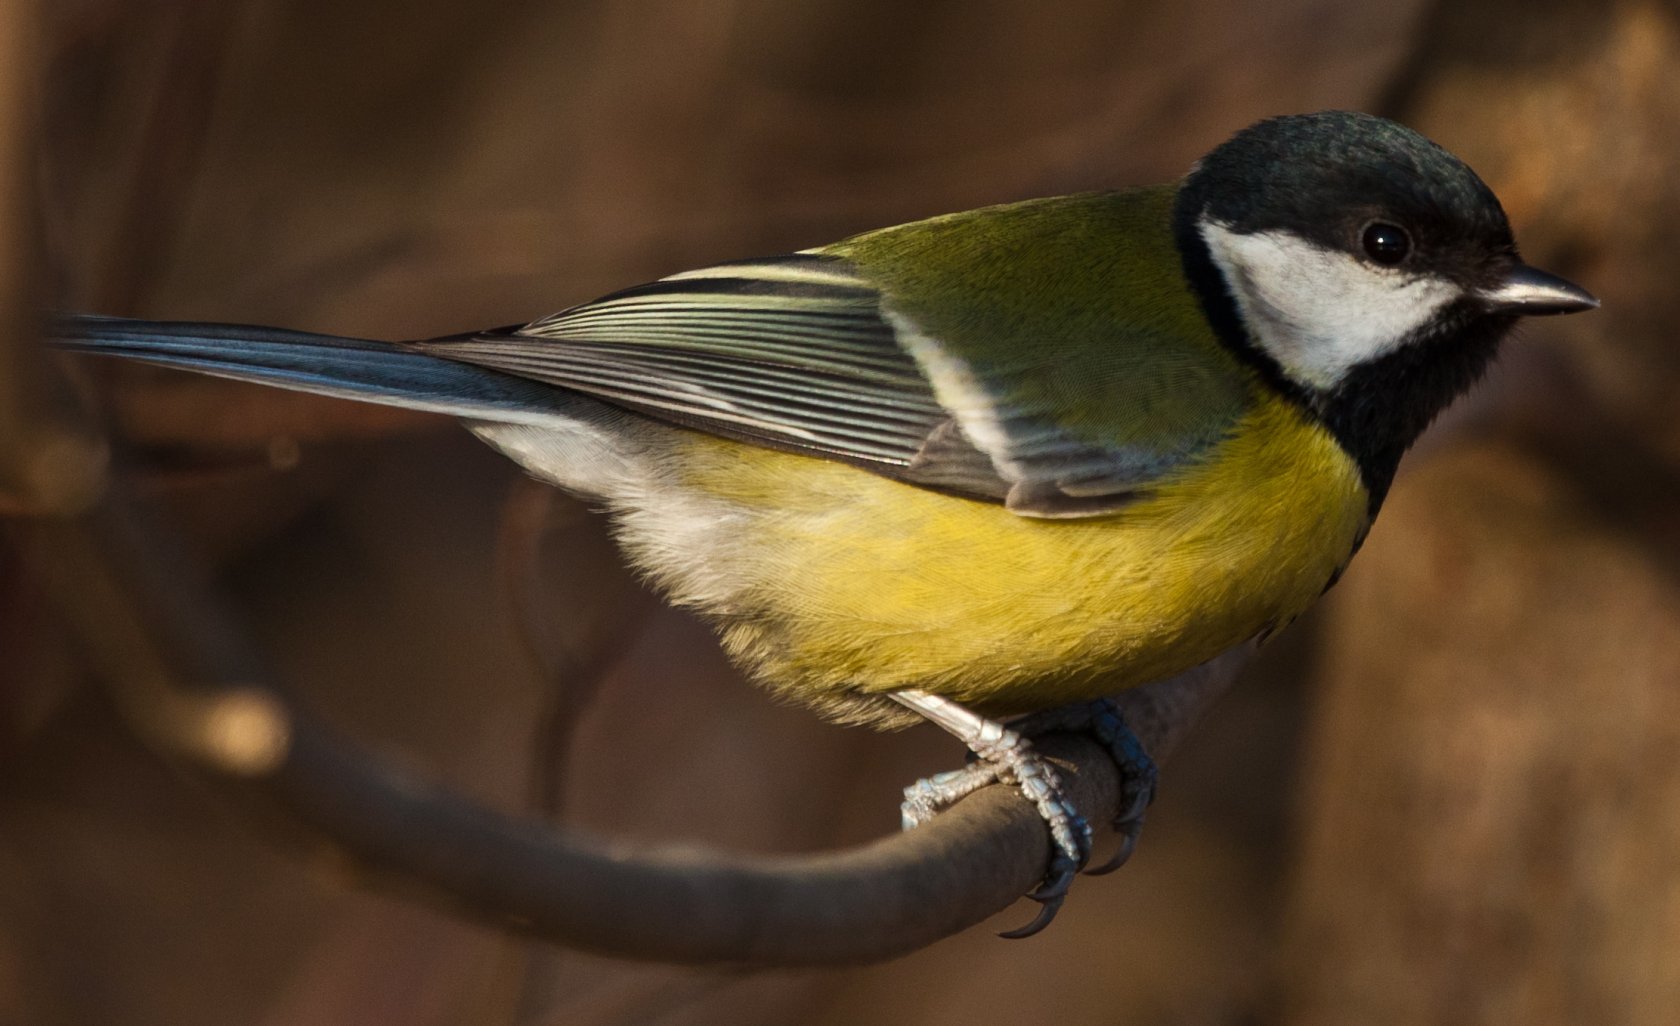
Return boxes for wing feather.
[419,255,955,470]
[412,245,1241,517]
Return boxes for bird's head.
[1174,110,1597,499]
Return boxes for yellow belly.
[632,392,1368,721]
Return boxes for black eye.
[1361,222,1411,266]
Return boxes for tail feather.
[48,315,565,422]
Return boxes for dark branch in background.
[0,0,106,521]
[494,482,657,1015]
[0,0,1247,966]
[495,480,655,818]
[90,1,242,314]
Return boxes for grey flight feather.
[418,254,1020,498]
[50,316,572,423]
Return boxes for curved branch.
[15,482,1246,964]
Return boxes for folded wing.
[418,251,1240,517]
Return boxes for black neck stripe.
[1170,194,1507,517]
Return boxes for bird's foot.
[891,690,1093,938]
[1006,698,1158,875]
[900,762,1001,830]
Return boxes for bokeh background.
[5,0,1680,1023]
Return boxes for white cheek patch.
[1200,219,1462,391]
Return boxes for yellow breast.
[627,391,1368,721]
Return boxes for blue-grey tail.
[48,315,566,421]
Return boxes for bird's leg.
[890,689,1093,938]
[1003,698,1158,875]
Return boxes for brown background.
[5,0,1679,1023]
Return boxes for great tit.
[52,110,1598,935]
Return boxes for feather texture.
[51,190,1258,520]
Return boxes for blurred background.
[4,0,1679,1023]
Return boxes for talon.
[889,689,1105,937]
[1084,829,1138,876]
[998,894,1065,939]
[1026,859,1078,903]
[1112,779,1155,832]
[1088,768,1152,874]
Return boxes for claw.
[890,689,1112,937]
[1003,851,1079,937]
[1001,697,1161,882]
[998,893,1065,939]
[1084,829,1138,876]
[989,748,1090,935]
[1113,776,1155,829]
[1026,855,1079,903]
[1086,774,1152,874]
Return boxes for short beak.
[1478,264,1599,316]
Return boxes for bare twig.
[492,479,652,1018]
[10,431,1245,964]
[91,0,242,315]
[16,474,1246,964]
[0,0,105,520]
[495,479,652,816]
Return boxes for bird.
[50,110,1598,936]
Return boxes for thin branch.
[15,478,1245,964]
[494,479,650,817]
[0,0,105,520]
[91,0,242,314]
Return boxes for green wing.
[417,186,1252,518]
[423,256,956,470]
